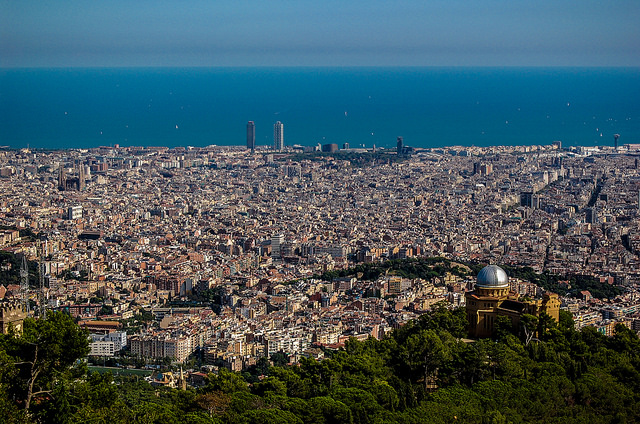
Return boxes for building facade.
[273,121,284,151]
[397,136,404,155]
[246,121,255,151]
[271,234,284,259]
[129,334,193,362]
[465,265,560,338]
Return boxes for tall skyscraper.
[273,121,284,151]
[271,234,284,259]
[246,121,255,151]
[520,191,538,209]
[397,136,404,156]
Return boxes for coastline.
[1,67,638,150]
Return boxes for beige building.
[466,265,560,338]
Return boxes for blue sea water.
[0,67,639,149]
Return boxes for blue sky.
[1,0,639,67]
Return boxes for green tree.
[204,368,249,394]
[493,315,514,341]
[307,396,353,424]
[331,387,379,424]
[558,309,575,332]
[0,349,23,423]
[252,376,287,397]
[520,314,539,346]
[0,311,89,413]
[268,366,311,399]
[270,351,289,367]
[369,379,399,411]
[196,391,231,417]
[244,408,303,424]
[404,329,453,392]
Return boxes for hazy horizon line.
[3,65,640,71]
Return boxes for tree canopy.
[1,305,639,423]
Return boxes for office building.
[321,143,338,153]
[68,205,83,220]
[473,162,480,175]
[271,234,284,259]
[247,121,255,151]
[274,121,284,151]
[473,162,492,176]
[480,163,493,175]
[520,191,539,209]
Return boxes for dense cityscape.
[2,139,640,422]
[3,0,639,421]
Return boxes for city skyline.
[2,0,640,418]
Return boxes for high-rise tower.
[247,121,255,151]
[274,121,284,151]
[271,234,284,259]
[397,136,404,156]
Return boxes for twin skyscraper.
[246,121,284,152]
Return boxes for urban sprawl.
[2,140,640,387]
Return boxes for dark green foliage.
[244,408,303,424]
[306,396,353,424]
[0,311,90,414]
[283,151,408,168]
[270,351,290,367]
[501,265,622,299]
[2,304,640,423]
[314,257,473,282]
[205,368,250,394]
[0,251,39,288]
[319,258,623,300]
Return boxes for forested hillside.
[1,306,639,423]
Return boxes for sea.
[1,67,639,150]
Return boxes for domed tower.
[466,265,560,339]
[475,264,510,298]
[465,265,512,338]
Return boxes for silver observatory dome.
[476,265,509,288]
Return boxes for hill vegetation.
[316,258,622,300]
[1,305,639,423]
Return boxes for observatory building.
[465,265,560,338]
